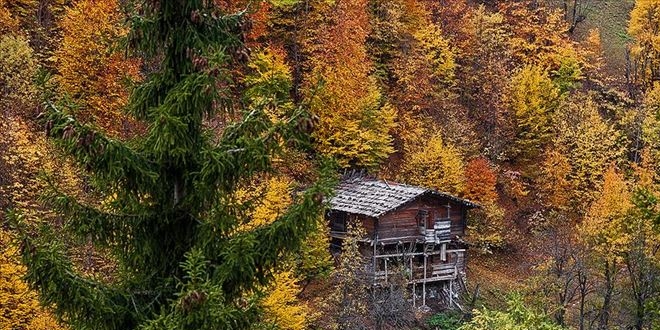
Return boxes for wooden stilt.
[410,255,415,307]
[372,234,377,285]
[412,285,416,307]
[423,253,427,307]
[449,279,453,308]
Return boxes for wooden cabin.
[327,177,478,308]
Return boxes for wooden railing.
[372,248,466,285]
[373,260,459,284]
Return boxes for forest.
[1,0,660,329]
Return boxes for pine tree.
[12,2,335,329]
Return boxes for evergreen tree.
[12,1,334,329]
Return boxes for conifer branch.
[41,101,159,193]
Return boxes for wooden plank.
[373,249,466,259]
[411,274,456,284]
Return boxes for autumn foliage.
[399,133,465,195]
[53,0,140,137]
[464,157,498,204]
[308,0,396,169]
[0,231,65,330]
[3,0,660,329]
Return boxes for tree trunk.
[578,271,587,330]
[598,260,613,330]
[635,296,644,330]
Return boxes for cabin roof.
[329,178,478,218]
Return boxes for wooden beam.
[410,274,457,284]
[373,249,466,259]
[376,235,425,243]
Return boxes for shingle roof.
[329,178,478,218]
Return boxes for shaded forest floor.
[468,251,530,308]
[575,0,633,81]
[549,0,635,83]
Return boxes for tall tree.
[325,221,370,330]
[260,270,309,330]
[13,2,334,330]
[641,83,660,174]
[458,5,513,157]
[0,34,37,109]
[581,166,632,330]
[464,157,506,250]
[0,0,19,33]
[463,157,498,204]
[624,188,660,330]
[459,293,565,330]
[0,230,65,330]
[538,149,575,214]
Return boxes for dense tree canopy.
[2,0,660,329]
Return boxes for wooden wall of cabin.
[327,211,377,237]
[376,196,467,240]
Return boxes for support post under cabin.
[411,256,415,307]
[372,234,377,285]
[449,279,453,307]
[423,253,427,307]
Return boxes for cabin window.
[416,209,428,229]
[331,212,347,232]
[442,204,451,220]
